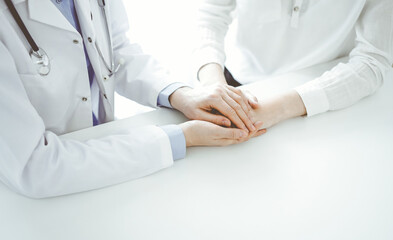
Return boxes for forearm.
[294,0,392,116]
[279,90,307,120]
[255,90,306,129]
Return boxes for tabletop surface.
[1,59,392,240]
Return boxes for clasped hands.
[169,84,266,147]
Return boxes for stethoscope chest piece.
[30,48,50,76]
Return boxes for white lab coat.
[0,0,176,198]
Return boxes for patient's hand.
[180,120,266,147]
[250,90,307,129]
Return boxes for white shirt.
[194,0,393,116]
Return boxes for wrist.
[169,87,192,111]
[274,90,307,121]
[198,63,227,86]
[282,90,307,119]
[254,90,306,129]
[179,122,193,147]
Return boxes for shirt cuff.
[295,82,330,117]
[157,83,189,108]
[159,125,186,161]
[193,47,226,81]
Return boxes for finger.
[247,121,263,136]
[226,86,252,112]
[248,97,259,109]
[245,90,259,109]
[195,110,231,127]
[225,88,251,117]
[213,97,248,131]
[213,128,266,146]
[221,95,253,131]
[249,128,267,138]
[221,94,256,132]
[227,85,251,111]
[217,126,248,140]
[252,129,267,138]
[254,121,264,130]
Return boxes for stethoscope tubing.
[4,0,40,53]
[4,0,119,77]
[96,4,116,75]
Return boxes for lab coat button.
[88,37,93,43]
[82,97,88,102]
[73,39,79,44]
[293,6,300,12]
[103,94,108,99]
[103,75,109,81]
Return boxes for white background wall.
[115,0,200,119]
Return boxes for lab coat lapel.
[28,0,77,33]
[74,0,115,122]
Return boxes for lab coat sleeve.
[295,0,393,117]
[109,0,179,108]
[0,43,174,198]
[193,0,236,79]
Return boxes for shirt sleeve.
[192,0,236,79]
[295,0,393,117]
[159,125,187,161]
[157,83,189,108]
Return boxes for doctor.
[0,0,264,198]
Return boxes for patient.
[194,0,393,128]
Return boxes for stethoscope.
[4,0,123,77]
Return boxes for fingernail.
[222,119,229,125]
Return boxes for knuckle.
[231,131,237,139]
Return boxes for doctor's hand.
[169,85,258,132]
[197,62,259,105]
[180,120,266,147]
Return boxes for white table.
[1,59,392,240]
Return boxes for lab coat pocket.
[237,0,282,24]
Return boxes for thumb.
[245,91,259,108]
[197,110,232,127]
[220,127,248,140]
[248,98,259,109]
